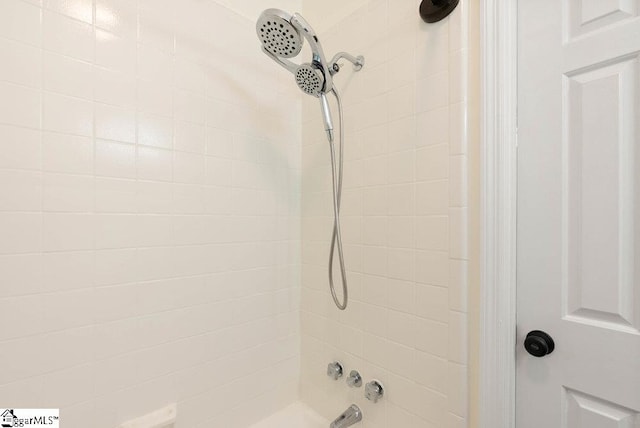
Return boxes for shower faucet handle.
[327,361,344,380]
[365,380,384,403]
[346,370,362,388]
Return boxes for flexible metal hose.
[327,87,348,310]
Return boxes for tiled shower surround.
[299,0,475,427]
[0,0,476,427]
[0,0,302,426]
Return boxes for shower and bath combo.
[256,9,364,311]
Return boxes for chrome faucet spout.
[330,405,362,428]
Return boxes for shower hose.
[328,87,348,310]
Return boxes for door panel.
[517,0,640,427]
[566,0,638,39]
[564,55,639,333]
[564,388,639,428]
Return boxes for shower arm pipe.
[329,52,365,74]
[263,47,365,77]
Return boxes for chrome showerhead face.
[295,64,324,97]
[256,9,303,58]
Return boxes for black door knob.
[524,330,555,357]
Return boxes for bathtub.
[249,402,328,428]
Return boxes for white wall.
[299,0,472,426]
[301,0,371,34]
[210,0,302,22]
[0,0,302,427]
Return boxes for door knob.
[524,330,555,357]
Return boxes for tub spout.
[330,404,362,428]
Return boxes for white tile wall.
[0,1,302,428]
[1,0,475,426]
[299,0,472,426]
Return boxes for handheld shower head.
[255,9,364,311]
[256,9,303,59]
[295,64,324,96]
[295,62,333,141]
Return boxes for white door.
[517,1,640,427]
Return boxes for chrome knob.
[327,361,343,380]
[346,370,362,388]
[365,380,384,403]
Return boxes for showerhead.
[295,64,324,97]
[256,9,363,143]
[256,9,303,59]
[256,9,331,89]
[295,62,334,141]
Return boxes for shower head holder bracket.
[290,13,333,92]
